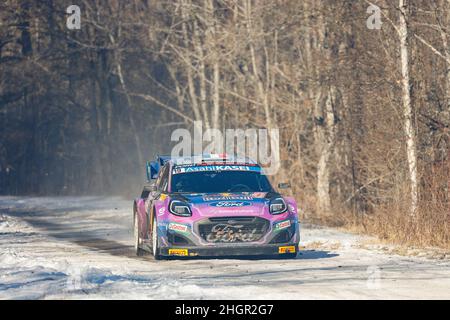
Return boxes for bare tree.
[399,0,419,216]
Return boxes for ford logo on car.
[209,201,251,207]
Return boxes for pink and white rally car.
[133,155,300,259]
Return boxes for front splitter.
[159,243,298,257]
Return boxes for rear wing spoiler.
[146,155,172,181]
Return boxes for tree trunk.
[399,0,418,216]
[108,27,145,169]
[181,0,202,124]
[315,87,337,215]
[207,0,220,129]
[115,59,144,168]
[441,0,450,126]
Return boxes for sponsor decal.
[168,222,189,233]
[168,249,188,256]
[209,201,251,208]
[278,246,296,254]
[211,209,256,214]
[252,192,267,198]
[173,168,183,174]
[172,165,260,175]
[275,220,291,230]
[203,195,253,201]
[159,194,167,201]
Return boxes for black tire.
[133,211,144,256]
[151,215,162,260]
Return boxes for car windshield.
[170,170,273,193]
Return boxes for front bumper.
[159,243,298,257]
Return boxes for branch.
[126,91,194,124]
[414,33,450,65]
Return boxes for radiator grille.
[197,217,269,243]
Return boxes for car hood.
[176,192,271,217]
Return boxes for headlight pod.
[269,197,287,215]
[169,200,192,217]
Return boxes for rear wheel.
[151,216,162,260]
[134,212,144,256]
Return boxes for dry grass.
[364,207,449,249]
[306,202,450,250]
[355,239,450,260]
[300,168,449,250]
[300,241,342,251]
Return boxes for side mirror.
[141,184,157,198]
[278,182,291,189]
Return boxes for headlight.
[169,200,192,217]
[269,197,287,215]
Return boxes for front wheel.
[134,212,144,256]
[151,216,162,260]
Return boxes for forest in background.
[0,0,448,247]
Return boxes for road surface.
[0,196,449,299]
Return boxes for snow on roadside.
[0,214,23,232]
[1,197,450,299]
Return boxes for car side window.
[154,167,164,190]
[158,164,170,192]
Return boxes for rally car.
[133,154,300,259]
